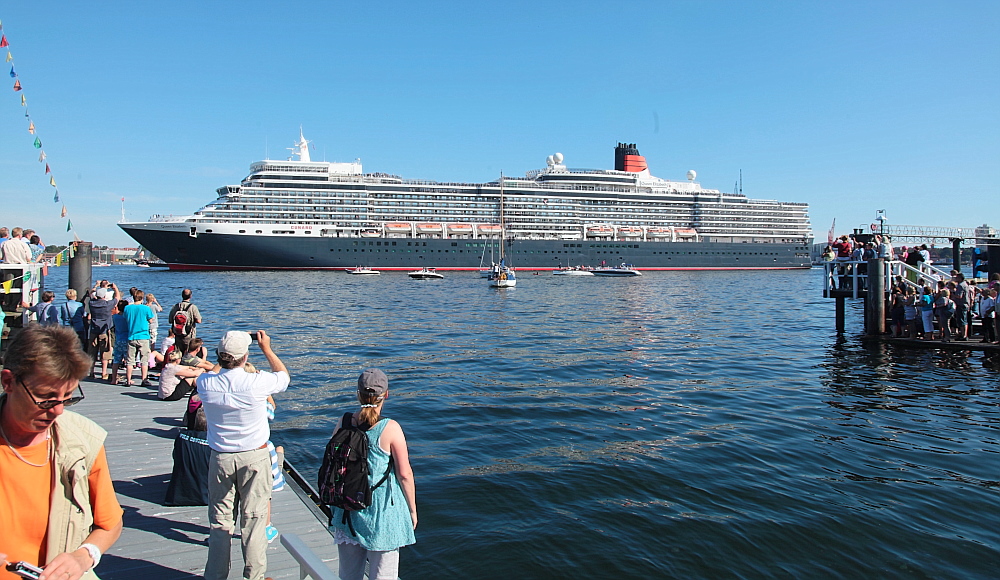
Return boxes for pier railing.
[822,260,955,299]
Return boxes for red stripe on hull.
[167,264,808,272]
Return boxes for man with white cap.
[197,330,289,580]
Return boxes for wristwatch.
[79,543,102,570]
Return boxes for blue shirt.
[29,302,60,326]
[123,303,154,340]
[89,299,114,333]
[60,300,86,331]
[112,314,130,343]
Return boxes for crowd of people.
[887,271,1000,343]
[2,275,418,580]
[821,234,1000,342]
[0,227,47,265]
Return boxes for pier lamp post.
[875,210,886,238]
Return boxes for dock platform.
[75,377,338,580]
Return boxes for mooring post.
[951,238,962,272]
[68,241,93,301]
[836,296,845,333]
[866,258,885,336]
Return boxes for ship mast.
[287,127,311,162]
[499,172,505,262]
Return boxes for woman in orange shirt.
[0,325,123,580]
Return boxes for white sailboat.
[488,173,517,288]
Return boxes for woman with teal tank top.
[329,368,417,580]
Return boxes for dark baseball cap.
[358,368,388,397]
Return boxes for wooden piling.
[866,258,885,336]
[836,296,845,333]
[68,241,93,300]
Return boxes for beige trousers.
[205,447,272,580]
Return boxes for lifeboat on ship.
[586,225,614,238]
[416,223,444,235]
[360,228,381,238]
[617,227,643,238]
[385,222,412,234]
[447,223,474,235]
[647,227,671,239]
[478,224,502,236]
[674,228,699,239]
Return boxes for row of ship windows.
[327,248,786,255]
[203,210,802,224]
[234,188,804,210]
[330,240,800,254]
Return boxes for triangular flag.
[49,176,56,187]
[23,271,30,282]
[67,220,72,232]
[20,93,25,105]
[39,151,46,162]
[53,190,59,202]
[69,245,75,258]
[28,121,34,134]
[2,279,11,293]
[55,252,62,266]
[9,66,16,78]
[42,263,48,276]
[5,52,10,63]
[0,35,8,48]
[12,79,20,91]
[60,205,66,217]
[33,136,41,148]
[45,163,50,174]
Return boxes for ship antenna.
[739,169,743,195]
[120,197,125,222]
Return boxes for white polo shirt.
[197,367,290,453]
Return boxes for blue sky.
[0,1,996,248]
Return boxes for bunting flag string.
[0,19,79,240]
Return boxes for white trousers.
[337,542,400,580]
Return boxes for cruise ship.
[119,133,813,270]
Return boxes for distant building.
[975,224,996,250]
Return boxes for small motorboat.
[346,266,380,275]
[408,267,444,280]
[553,267,594,276]
[592,263,642,277]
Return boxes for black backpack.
[317,413,393,535]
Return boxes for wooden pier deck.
[75,377,339,580]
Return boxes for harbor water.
[94,267,998,578]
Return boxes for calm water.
[92,266,999,578]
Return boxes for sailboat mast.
[499,172,505,261]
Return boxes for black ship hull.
[121,225,812,271]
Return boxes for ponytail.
[357,390,383,428]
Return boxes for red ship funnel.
[614,142,647,172]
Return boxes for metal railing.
[280,533,337,580]
[823,259,959,298]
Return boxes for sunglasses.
[18,376,85,410]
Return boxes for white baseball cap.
[218,331,252,358]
